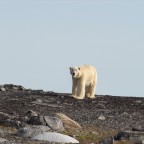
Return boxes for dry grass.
[0,125,17,134]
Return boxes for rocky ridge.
[0,84,144,144]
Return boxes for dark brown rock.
[28,116,46,126]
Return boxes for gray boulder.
[114,130,144,143]
[132,126,144,132]
[31,132,79,143]
[16,125,50,137]
[26,112,64,132]
[125,130,144,143]
[44,116,64,131]
[28,116,46,126]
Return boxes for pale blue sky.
[0,0,144,96]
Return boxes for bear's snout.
[73,72,75,76]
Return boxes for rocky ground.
[0,84,144,144]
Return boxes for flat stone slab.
[31,132,79,143]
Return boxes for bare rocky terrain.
[0,84,144,144]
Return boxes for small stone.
[0,138,8,143]
[0,87,6,92]
[36,99,42,103]
[122,112,128,115]
[135,100,142,104]
[96,104,105,109]
[100,136,113,144]
[19,86,25,91]
[13,87,19,90]
[25,110,39,118]
[98,115,105,120]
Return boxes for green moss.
[63,126,117,143]
[76,132,100,143]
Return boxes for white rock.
[0,138,8,142]
[135,100,142,104]
[98,115,105,120]
[0,88,6,92]
[31,132,79,143]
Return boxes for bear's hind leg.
[87,83,96,99]
[85,86,91,98]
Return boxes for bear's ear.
[69,67,72,71]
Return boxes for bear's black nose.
[73,72,75,76]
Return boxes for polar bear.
[69,65,97,99]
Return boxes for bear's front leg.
[75,81,85,99]
[72,79,77,97]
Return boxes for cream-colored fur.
[69,65,97,99]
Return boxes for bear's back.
[80,65,97,81]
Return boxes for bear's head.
[69,67,81,78]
